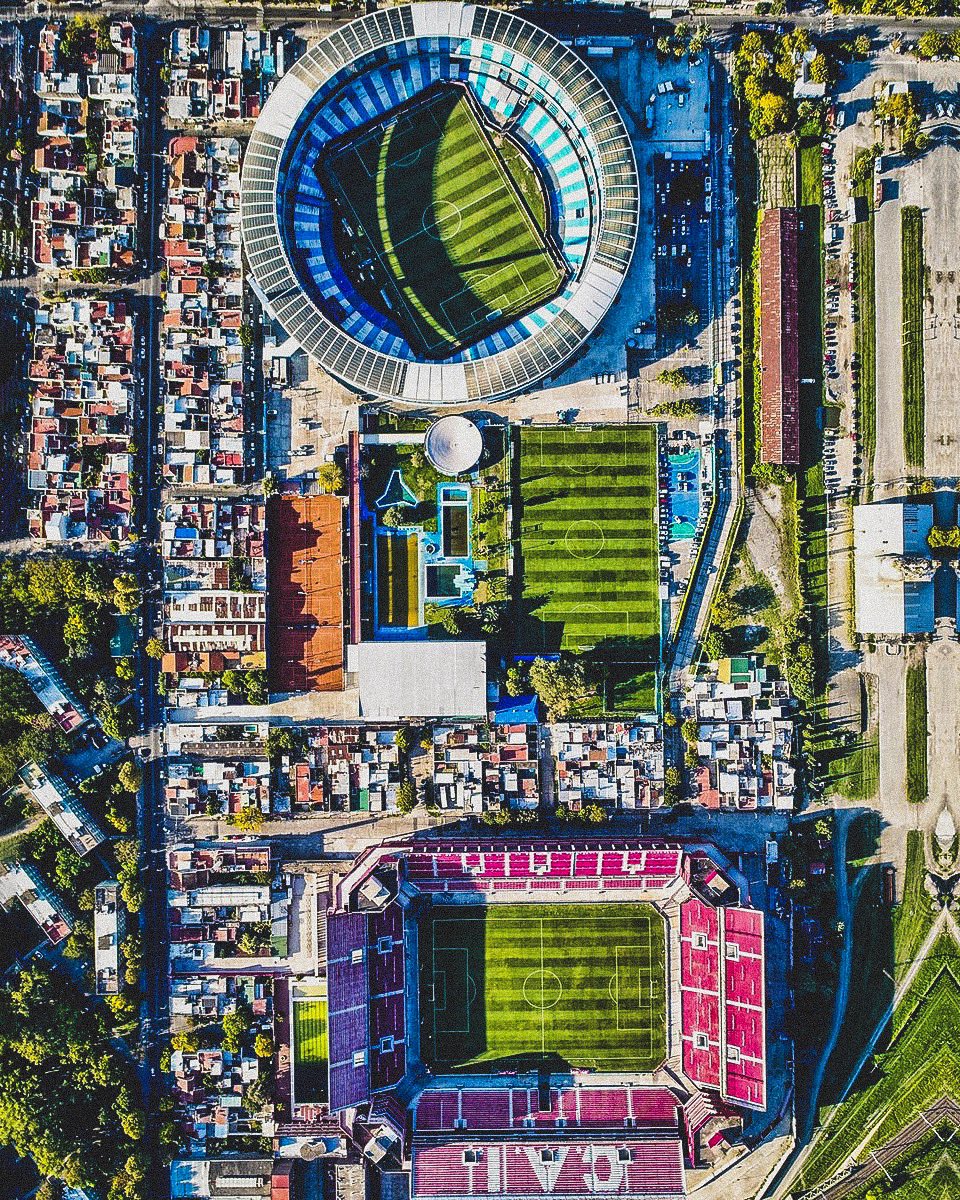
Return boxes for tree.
[229,806,265,834]
[917,30,945,59]
[581,804,606,825]
[253,1032,274,1059]
[853,34,871,58]
[317,463,345,493]
[505,664,527,697]
[63,605,95,658]
[119,1110,145,1141]
[756,90,792,135]
[115,657,134,683]
[262,473,279,498]
[681,718,699,745]
[36,1181,65,1200]
[171,1029,199,1053]
[222,1010,246,1055]
[380,505,408,528]
[528,656,593,719]
[702,630,726,662]
[116,760,141,796]
[650,398,705,419]
[808,53,830,85]
[928,525,960,550]
[144,637,164,660]
[243,669,267,705]
[396,780,416,814]
[112,574,141,617]
[655,367,688,390]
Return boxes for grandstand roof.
[240,3,639,404]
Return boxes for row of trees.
[734,29,831,138]
[0,963,148,1198]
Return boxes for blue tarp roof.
[493,694,540,725]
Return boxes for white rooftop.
[357,640,487,720]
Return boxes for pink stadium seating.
[414,1087,681,1133]
[411,1139,685,1197]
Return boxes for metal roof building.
[853,501,936,636]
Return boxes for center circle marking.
[564,520,606,560]
[423,199,462,240]
[522,969,563,1010]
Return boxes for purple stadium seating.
[326,912,370,1111]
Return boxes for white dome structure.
[424,416,484,476]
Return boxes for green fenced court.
[516,425,661,711]
[292,996,328,1103]
[418,902,667,1072]
[319,82,566,358]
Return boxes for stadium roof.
[357,640,487,719]
[853,501,935,635]
[240,3,639,404]
[424,416,483,476]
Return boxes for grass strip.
[905,659,928,805]
[853,187,876,496]
[901,206,925,470]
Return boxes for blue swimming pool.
[667,450,701,541]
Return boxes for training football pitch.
[419,903,667,1072]
[319,83,566,358]
[516,425,661,710]
[292,997,328,1103]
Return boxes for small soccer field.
[319,82,566,358]
[292,996,328,1103]
[516,425,662,710]
[418,903,667,1072]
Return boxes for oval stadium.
[240,3,639,405]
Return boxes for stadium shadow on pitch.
[428,910,488,1065]
[319,84,562,358]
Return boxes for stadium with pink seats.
[288,837,767,1197]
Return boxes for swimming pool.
[667,449,701,541]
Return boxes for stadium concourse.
[292,838,767,1199]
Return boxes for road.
[130,23,169,1131]
[668,46,741,691]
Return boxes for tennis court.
[516,425,661,711]
[419,902,667,1072]
[319,82,566,357]
[269,494,344,693]
[292,995,329,1103]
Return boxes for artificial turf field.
[516,425,661,711]
[319,82,565,358]
[376,529,419,629]
[419,903,667,1072]
[292,997,328,1103]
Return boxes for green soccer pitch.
[292,997,328,1103]
[418,903,668,1072]
[318,83,566,358]
[516,425,662,712]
